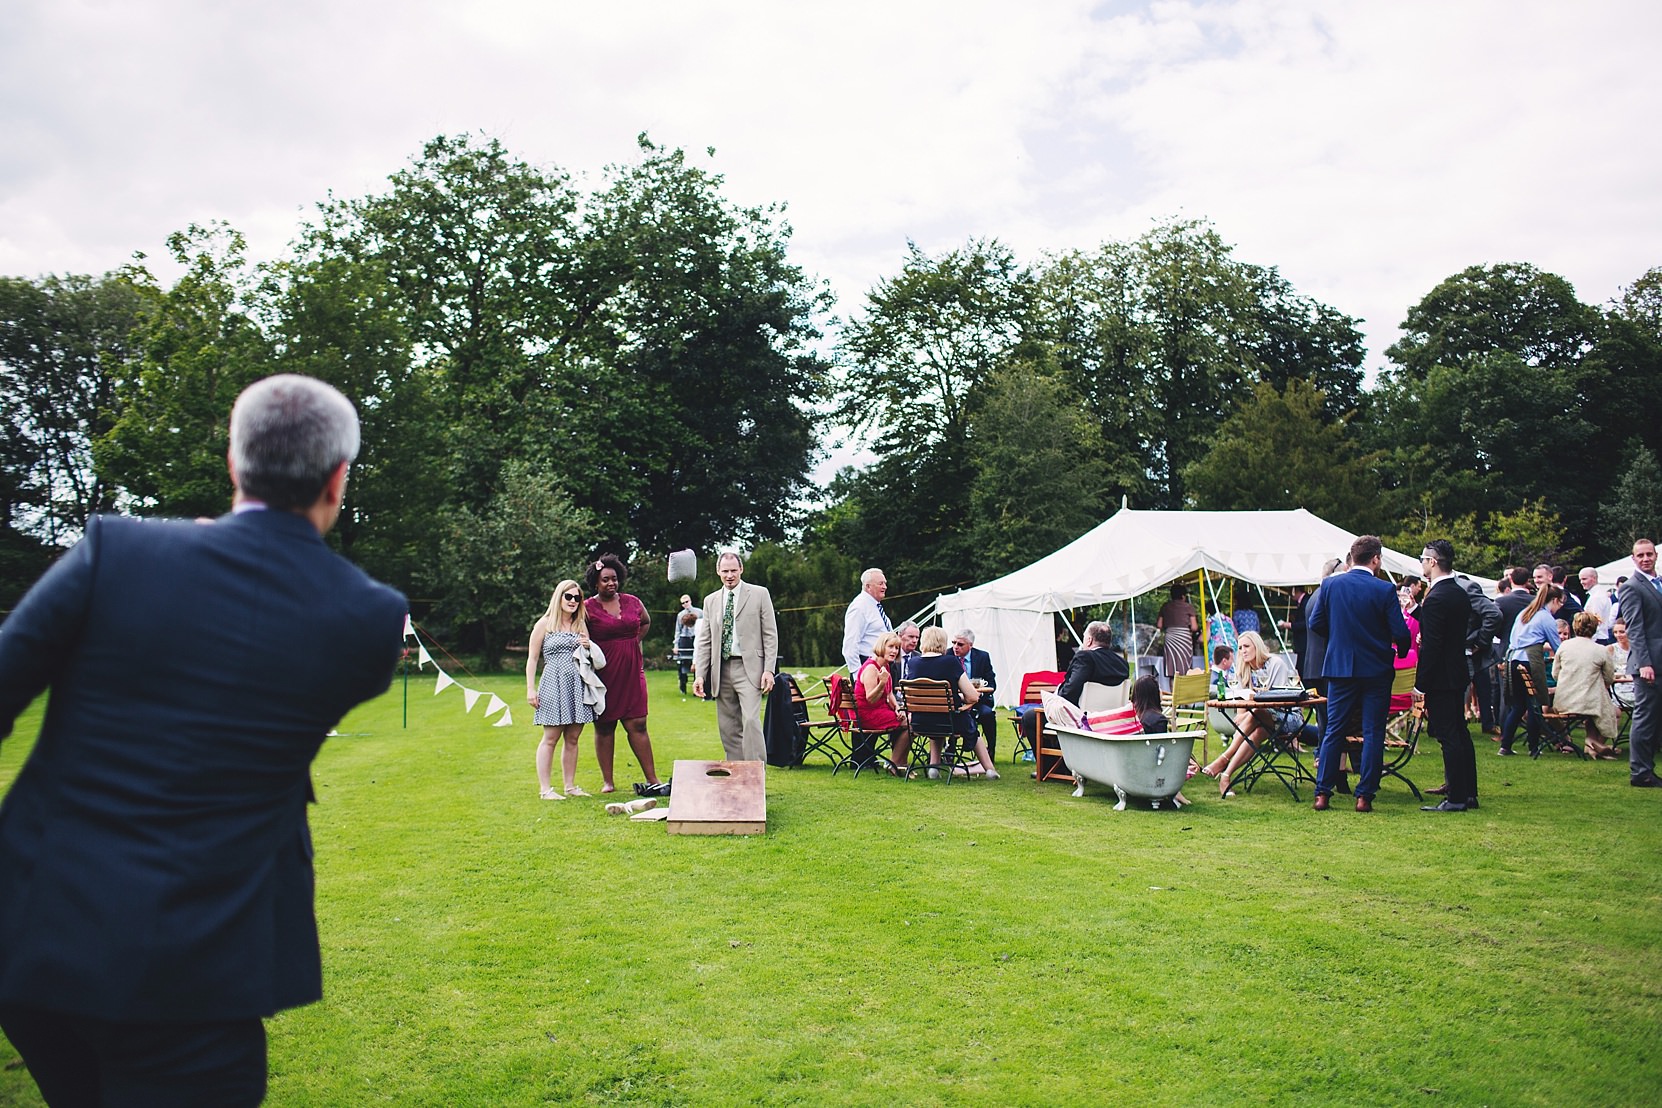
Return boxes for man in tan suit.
[693,550,778,760]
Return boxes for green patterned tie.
[722,589,735,658]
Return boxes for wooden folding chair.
[1009,675,1059,764]
[1164,671,1211,763]
[1517,665,1586,759]
[790,681,845,768]
[829,677,899,778]
[1342,667,1425,797]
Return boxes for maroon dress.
[586,593,648,721]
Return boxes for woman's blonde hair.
[542,579,588,633]
[919,626,949,653]
[869,631,900,662]
[1235,631,1270,681]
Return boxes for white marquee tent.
[932,508,1422,706]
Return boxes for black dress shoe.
[1420,799,1469,812]
[1632,774,1662,789]
[1425,783,1448,796]
[1465,798,1479,809]
[1313,794,1330,811]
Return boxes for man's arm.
[692,599,713,696]
[0,521,97,741]
[1619,584,1657,680]
[758,587,778,692]
[841,599,863,672]
[1386,587,1413,658]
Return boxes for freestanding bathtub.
[1051,726,1203,810]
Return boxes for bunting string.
[403,617,514,728]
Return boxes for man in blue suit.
[0,375,407,1105]
[950,628,998,757]
[1309,535,1412,812]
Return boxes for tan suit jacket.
[694,581,779,760]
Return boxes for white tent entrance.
[934,508,1422,706]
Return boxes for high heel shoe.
[1218,771,1235,799]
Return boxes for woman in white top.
[1200,631,1302,798]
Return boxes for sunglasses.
[562,592,581,601]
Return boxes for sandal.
[566,785,590,797]
[1218,771,1233,799]
[540,787,565,801]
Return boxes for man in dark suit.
[1617,537,1662,788]
[1309,535,1412,812]
[0,375,407,1105]
[950,628,998,758]
[1416,540,1477,811]
[1057,620,1131,705]
[693,549,778,761]
[1492,567,1534,734]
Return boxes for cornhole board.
[666,759,766,835]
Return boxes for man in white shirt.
[693,551,778,761]
[841,567,891,673]
[1580,566,1615,644]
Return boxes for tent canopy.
[934,508,1421,705]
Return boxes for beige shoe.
[605,797,658,816]
[540,787,565,801]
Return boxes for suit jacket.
[694,581,778,695]
[961,647,996,705]
[1057,646,1129,704]
[1618,574,1662,675]
[1416,576,1472,691]
[1307,567,1411,679]
[1495,588,1533,656]
[1302,583,1329,680]
[0,510,406,1022]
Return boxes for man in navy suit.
[950,628,998,758]
[0,375,407,1105]
[1309,535,1412,812]
[1415,539,1477,811]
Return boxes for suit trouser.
[716,657,766,761]
[0,1004,266,1108]
[1631,671,1659,780]
[1316,674,1392,799]
[1425,686,1477,802]
[1469,655,1495,730]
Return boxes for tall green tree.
[1597,441,1662,552]
[0,270,155,542]
[1183,378,1373,531]
[96,224,271,518]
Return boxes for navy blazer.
[1416,576,1472,691]
[1307,567,1411,679]
[961,647,996,711]
[0,510,406,1022]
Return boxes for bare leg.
[536,727,559,793]
[560,723,583,791]
[593,720,618,792]
[889,730,912,770]
[973,738,998,774]
[621,716,659,784]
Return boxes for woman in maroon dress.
[583,554,665,795]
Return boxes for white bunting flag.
[434,671,455,693]
[485,694,507,717]
[462,687,482,713]
[417,646,433,668]
[493,708,514,727]
[403,613,414,638]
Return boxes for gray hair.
[953,628,976,644]
[229,374,359,511]
[897,620,919,634]
[717,549,743,568]
[860,567,885,587]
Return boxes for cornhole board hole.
[666,759,766,835]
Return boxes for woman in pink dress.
[584,554,665,795]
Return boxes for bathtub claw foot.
[1113,784,1128,811]
[1071,778,1086,798]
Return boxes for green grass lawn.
[3,668,1661,1106]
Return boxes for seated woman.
[1130,674,1187,806]
[1199,631,1302,798]
[855,631,912,775]
[1610,617,1636,713]
[1553,612,1621,759]
[907,626,1000,779]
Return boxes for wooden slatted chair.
[900,677,978,783]
[1516,665,1586,759]
[790,680,845,768]
[1342,667,1427,798]
[829,676,902,778]
[1164,671,1212,764]
[1009,675,1060,765]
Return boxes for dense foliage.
[4,133,1658,665]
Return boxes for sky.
[4,0,1658,397]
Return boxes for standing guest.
[1310,535,1412,813]
[1155,583,1200,684]
[692,550,778,761]
[910,627,999,779]
[527,579,605,799]
[855,631,913,775]
[1459,575,1503,737]
[585,554,666,796]
[1416,540,1477,811]
[1617,538,1662,788]
[1279,584,1312,674]
[1553,566,1584,620]
[674,608,699,695]
[1499,585,1564,756]
[1493,567,1535,734]
[1581,567,1616,644]
[950,628,999,758]
[1553,613,1621,760]
[1301,556,1345,750]
[0,374,406,1106]
[842,567,892,673]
